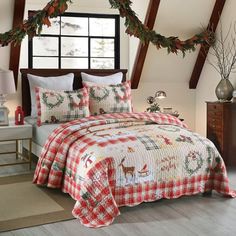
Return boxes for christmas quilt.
[33,112,236,228]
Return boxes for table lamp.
[146,90,167,113]
[147,90,167,104]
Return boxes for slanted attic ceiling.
[131,0,216,84]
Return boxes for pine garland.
[0,0,72,46]
[0,0,213,56]
[109,0,213,56]
[89,87,110,102]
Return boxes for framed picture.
[0,107,9,126]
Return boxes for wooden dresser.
[206,102,236,166]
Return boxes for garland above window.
[0,0,213,56]
[0,0,72,47]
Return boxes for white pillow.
[28,73,74,117]
[81,72,123,85]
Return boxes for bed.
[20,68,236,228]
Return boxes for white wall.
[195,0,236,136]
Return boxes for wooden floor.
[1,144,236,236]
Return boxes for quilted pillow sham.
[35,87,90,126]
[28,73,74,118]
[83,81,132,115]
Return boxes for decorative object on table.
[233,90,236,103]
[163,107,173,114]
[163,107,180,117]
[15,106,24,125]
[215,78,234,101]
[0,107,9,126]
[207,22,236,101]
[0,70,16,126]
[146,91,167,113]
[146,103,160,113]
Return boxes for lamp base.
[0,95,9,126]
[0,94,6,107]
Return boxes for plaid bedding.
[33,112,236,228]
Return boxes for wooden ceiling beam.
[9,0,26,88]
[131,0,161,89]
[189,0,226,89]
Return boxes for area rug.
[0,174,75,232]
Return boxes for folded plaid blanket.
[33,112,236,227]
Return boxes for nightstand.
[0,120,33,169]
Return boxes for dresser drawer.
[207,128,223,139]
[207,103,223,112]
[207,123,222,133]
[207,117,222,126]
[207,110,223,119]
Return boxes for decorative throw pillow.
[84,81,132,115]
[35,87,90,126]
[28,73,74,117]
[81,72,123,85]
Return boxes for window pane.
[33,57,58,68]
[41,17,60,35]
[61,37,88,57]
[90,18,115,36]
[91,58,114,69]
[33,37,58,56]
[91,38,114,57]
[61,58,88,69]
[61,17,88,36]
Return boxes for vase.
[215,78,234,101]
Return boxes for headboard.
[20,68,128,116]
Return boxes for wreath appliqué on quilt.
[42,92,64,110]
[158,126,180,132]
[184,151,204,175]
[90,87,110,102]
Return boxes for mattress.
[25,117,59,147]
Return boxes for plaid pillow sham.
[83,81,132,115]
[35,87,90,126]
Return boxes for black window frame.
[28,12,120,69]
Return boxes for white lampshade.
[155,91,167,99]
[0,70,16,94]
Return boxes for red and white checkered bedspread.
[33,112,236,228]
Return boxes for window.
[28,13,120,69]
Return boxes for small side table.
[0,120,33,169]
